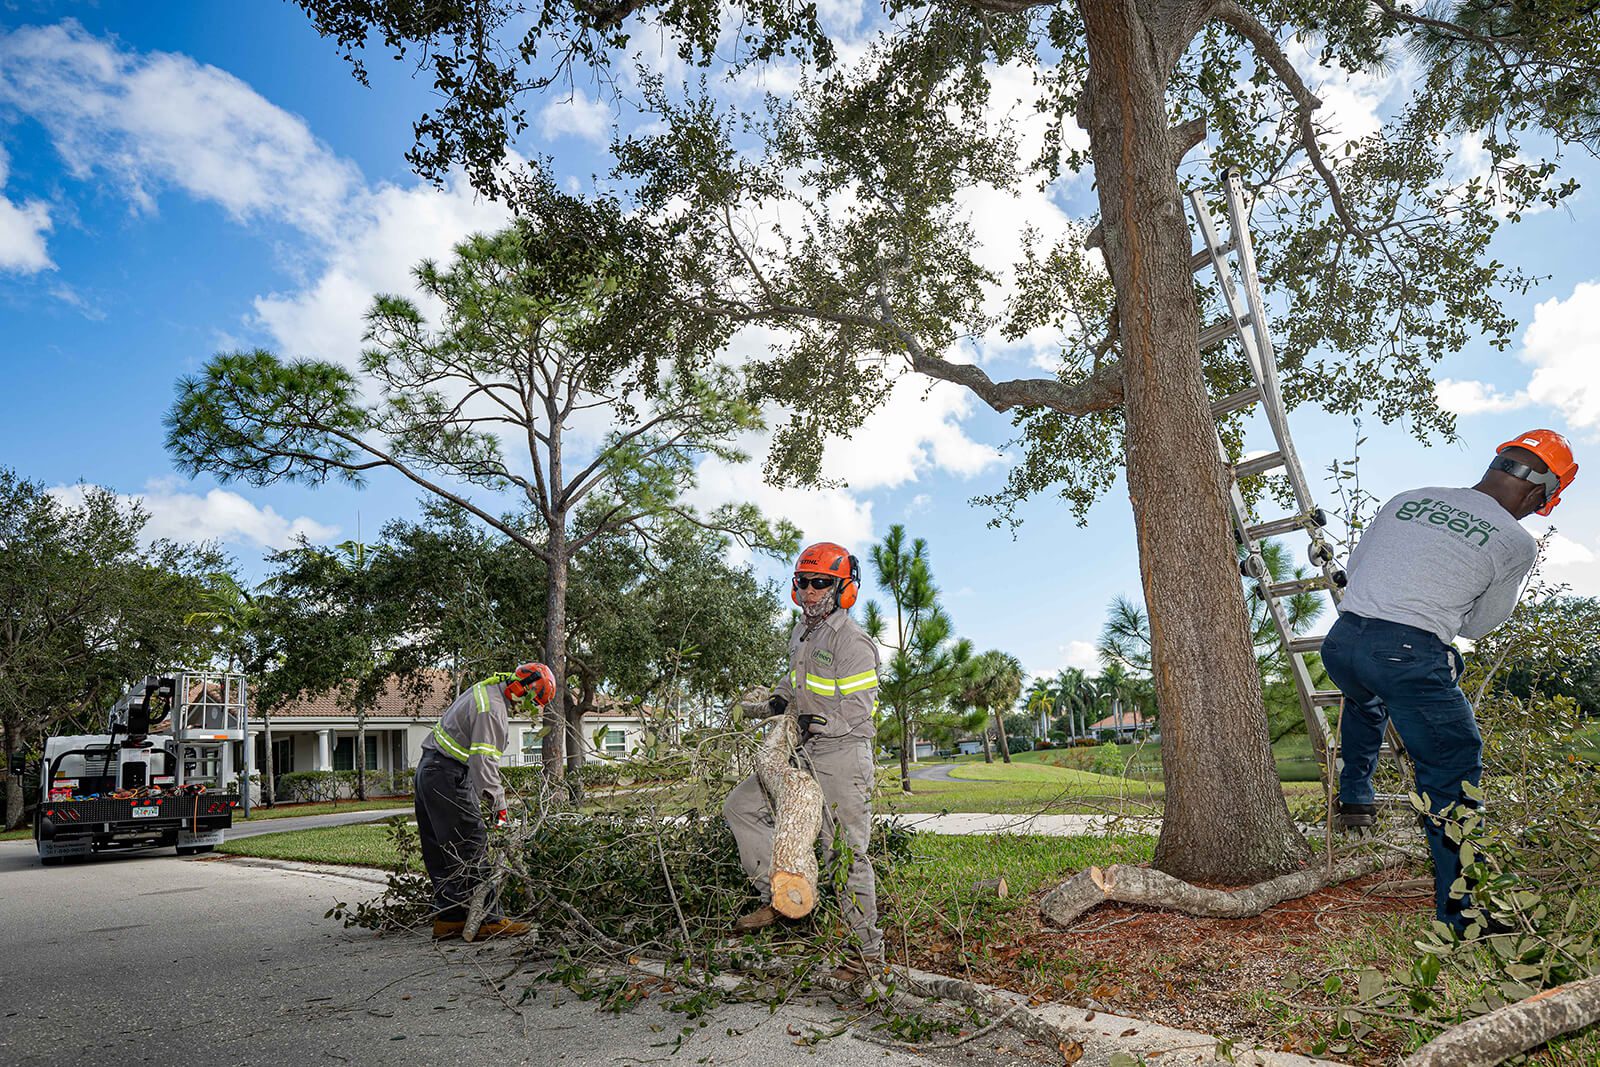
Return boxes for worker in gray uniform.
[1322,429,1577,933]
[723,541,884,980]
[416,661,556,941]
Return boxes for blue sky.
[4,3,1599,684]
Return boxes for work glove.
[738,687,787,720]
[495,809,509,827]
[797,712,828,739]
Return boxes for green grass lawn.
[241,798,411,821]
[0,827,31,841]
[218,821,411,870]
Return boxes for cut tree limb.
[756,714,824,918]
[1040,850,1410,927]
[1402,976,1600,1067]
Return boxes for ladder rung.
[1192,239,1234,272]
[1199,317,1246,351]
[1211,386,1260,417]
[1374,793,1411,806]
[1234,451,1285,478]
[1287,635,1323,654]
[1311,689,1343,706]
[1245,515,1309,540]
[1264,575,1333,598]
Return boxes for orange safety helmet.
[1496,429,1579,516]
[791,541,861,610]
[504,662,557,707]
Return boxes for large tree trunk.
[540,522,569,771]
[2,716,23,831]
[1080,0,1308,883]
[756,715,824,917]
[993,708,1012,763]
[262,713,276,807]
[981,720,994,763]
[355,711,367,801]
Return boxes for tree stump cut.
[756,714,824,918]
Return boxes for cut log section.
[756,714,824,918]
[1040,850,1410,927]
[1402,975,1600,1067]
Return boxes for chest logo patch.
[812,649,834,667]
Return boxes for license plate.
[132,805,160,818]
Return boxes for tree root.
[1040,848,1414,927]
[1401,975,1600,1067]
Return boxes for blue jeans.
[1320,613,1482,930]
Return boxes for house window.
[602,729,627,756]
[333,735,378,771]
[520,728,542,765]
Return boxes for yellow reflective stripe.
[469,743,502,757]
[432,721,470,762]
[804,673,835,695]
[472,683,490,714]
[836,669,878,694]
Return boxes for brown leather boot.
[431,919,466,940]
[732,903,781,933]
[466,918,532,942]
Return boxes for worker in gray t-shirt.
[1321,429,1577,933]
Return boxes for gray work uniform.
[722,608,883,956]
[415,678,512,921]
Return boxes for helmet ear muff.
[837,554,861,609]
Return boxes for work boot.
[732,904,781,934]
[1335,800,1377,832]
[466,918,532,942]
[431,919,466,940]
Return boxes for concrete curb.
[215,854,392,887]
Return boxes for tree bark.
[355,710,368,801]
[540,521,569,772]
[1402,976,1600,1067]
[897,709,912,791]
[756,715,824,917]
[2,716,23,830]
[262,713,276,806]
[993,708,1012,763]
[981,719,994,763]
[1079,0,1308,883]
[1039,849,1407,927]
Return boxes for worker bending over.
[416,662,556,941]
[1322,430,1577,933]
[723,542,884,980]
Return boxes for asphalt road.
[0,841,1054,1067]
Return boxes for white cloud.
[687,453,875,565]
[823,377,1005,491]
[252,173,508,365]
[1435,378,1530,416]
[538,89,612,144]
[0,146,53,274]
[1541,531,1596,570]
[49,480,339,550]
[1520,281,1600,432]
[1024,639,1101,685]
[0,21,359,241]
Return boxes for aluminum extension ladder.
[1186,168,1405,795]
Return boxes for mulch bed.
[892,867,1437,1064]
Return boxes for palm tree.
[1020,677,1053,759]
[957,651,1025,764]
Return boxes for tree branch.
[1212,0,1373,240]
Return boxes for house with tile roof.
[252,669,649,789]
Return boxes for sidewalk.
[881,811,1160,836]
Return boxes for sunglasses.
[793,576,837,591]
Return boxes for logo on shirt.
[1395,498,1498,547]
[813,649,834,667]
